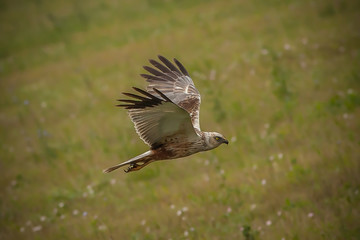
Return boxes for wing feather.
[158,55,182,74]
[117,88,198,147]
[143,66,163,76]
[149,59,171,73]
[174,58,190,76]
[141,55,202,133]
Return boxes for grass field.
[1,0,360,239]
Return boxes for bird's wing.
[117,87,199,148]
[140,55,202,134]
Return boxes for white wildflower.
[87,185,94,195]
[300,61,307,69]
[301,38,308,45]
[209,69,216,81]
[11,180,17,187]
[32,225,42,232]
[41,102,47,108]
[203,174,210,182]
[284,44,291,50]
[261,179,267,185]
[261,49,269,55]
[98,224,107,231]
[110,179,116,185]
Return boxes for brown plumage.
[103,55,228,173]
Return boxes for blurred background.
[1,0,359,239]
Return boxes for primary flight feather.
[104,55,228,173]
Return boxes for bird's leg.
[124,159,154,173]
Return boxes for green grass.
[1,0,360,239]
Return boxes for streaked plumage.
[104,55,228,173]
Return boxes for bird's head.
[204,132,229,150]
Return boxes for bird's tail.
[103,150,153,173]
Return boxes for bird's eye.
[215,136,220,141]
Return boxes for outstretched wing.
[140,55,202,134]
[117,87,199,148]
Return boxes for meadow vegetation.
[1,0,359,239]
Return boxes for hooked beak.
[223,139,229,145]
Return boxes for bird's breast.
[152,138,204,160]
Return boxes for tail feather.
[103,150,153,173]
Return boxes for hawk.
[104,55,228,173]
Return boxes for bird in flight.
[103,55,228,173]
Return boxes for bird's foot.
[124,163,136,173]
[124,160,154,173]
[124,163,143,173]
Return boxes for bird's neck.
[202,132,216,150]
